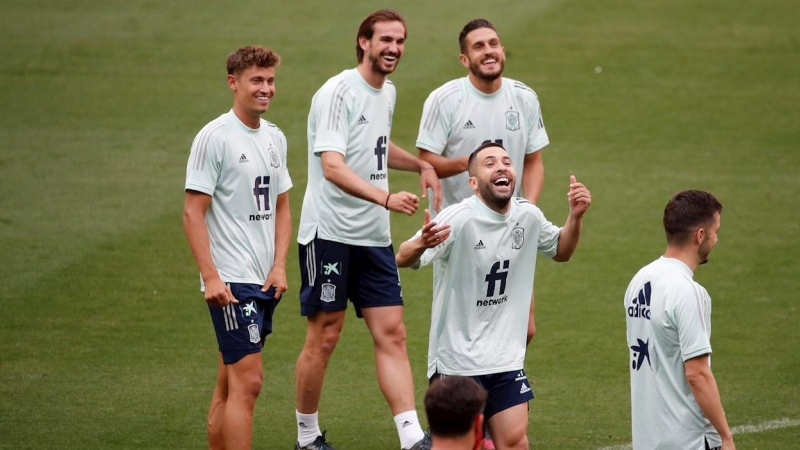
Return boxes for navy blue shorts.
[208,283,278,364]
[705,438,720,450]
[299,237,403,318]
[430,369,534,419]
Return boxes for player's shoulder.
[316,70,355,97]
[435,199,476,225]
[193,113,230,146]
[425,78,465,103]
[505,77,540,101]
[513,197,544,217]
[261,119,286,137]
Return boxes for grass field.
[1,0,798,448]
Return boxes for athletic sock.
[296,410,321,447]
[394,410,425,449]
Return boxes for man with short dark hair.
[184,45,291,450]
[397,143,591,449]
[425,376,488,450]
[293,9,440,450]
[625,190,735,450]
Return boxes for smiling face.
[228,65,275,126]
[360,20,406,76]
[460,27,505,82]
[468,145,516,212]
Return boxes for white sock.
[296,410,321,447]
[394,410,425,449]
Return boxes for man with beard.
[416,23,549,420]
[624,191,734,450]
[294,9,440,450]
[396,143,591,450]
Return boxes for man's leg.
[221,352,263,450]
[208,355,228,450]
[295,310,346,444]
[362,306,425,448]
[487,403,529,450]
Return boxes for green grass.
[1,0,798,448]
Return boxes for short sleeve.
[672,283,713,361]
[276,129,293,195]
[536,212,561,258]
[185,125,224,195]
[416,86,456,155]
[525,92,549,154]
[312,81,351,156]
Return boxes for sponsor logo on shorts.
[241,301,257,317]
[519,382,531,394]
[322,262,340,276]
[515,371,527,381]
[321,283,336,303]
[247,323,260,344]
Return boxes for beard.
[469,56,504,82]
[369,52,399,76]
[478,178,515,211]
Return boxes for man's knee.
[372,318,407,349]
[304,315,344,359]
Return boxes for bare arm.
[395,209,450,268]
[685,355,735,449]
[183,190,236,306]
[262,191,291,298]
[320,151,419,215]
[418,148,469,179]
[521,151,544,204]
[389,141,442,211]
[553,175,591,262]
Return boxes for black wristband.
[384,193,392,209]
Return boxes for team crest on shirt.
[505,110,520,131]
[247,324,261,344]
[511,227,524,249]
[268,144,281,168]
[320,283,336,303]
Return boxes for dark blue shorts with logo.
[208,283,278,364]
[299,237,403,318]
[430,369,534,419]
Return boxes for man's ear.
[459,53,469,69]
[695,226,706,245]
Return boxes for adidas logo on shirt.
[519,382,531,394]
[474,240,486,250]
[463,119,475,129]
[238,153,249,163]
[358,115,369,125]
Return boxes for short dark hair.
[467,141,507,175]
[663,190,723,245]
[458,19,497,53]
[226,46,281,76]
[355,9,407,63]
[425,376,487,438]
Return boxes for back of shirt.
[298,69,395,246]
[625,257,718,450]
